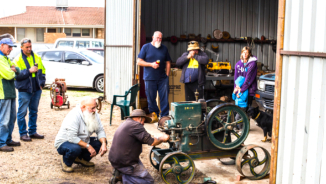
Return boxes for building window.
[72,28,81,37]
[17,28,25,42]
[65,28,71,36]
[48,28,56,33]
[36,28,44,42]
[82,29,90,36]
[57,28,62,33]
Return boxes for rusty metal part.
[188,34,196,40]
[201,37,207,44]
[270,0,286,183]
[170,36,178,44]
[280,50,326,58]
[158,116,171,128]
[222,31,230,39]
[236,144,271,180]
[211,44,219,50]
[213,29,222,39]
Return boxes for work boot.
[110,169,122,184]
[150,112,158,124]
[7,140,21,147]
[20,135,32,142]
[0,145,14,152]
[61,157,74,173]
[29,133,44,139]
[74,157,95,167]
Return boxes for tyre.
[95,75,104,93]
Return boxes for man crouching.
[54,97,107,172]
[109,109,169,184]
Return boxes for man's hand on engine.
[151,134,170,146]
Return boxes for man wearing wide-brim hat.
[176,41,209,101]
[109,109,170,184]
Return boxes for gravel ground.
[0,88,270,184]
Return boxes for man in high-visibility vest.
[0,37,21,152]
[14,38,46,141]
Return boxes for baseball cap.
[0,38,17,47]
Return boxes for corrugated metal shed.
[141,0,278,69]
[275,0,326,183]
[105,0,134,103]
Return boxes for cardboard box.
[157,69,185,110]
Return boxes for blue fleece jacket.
[232,76,248,108]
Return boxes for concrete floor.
[144,118,271,184]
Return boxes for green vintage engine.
[161,101,222,153]
[149,99,271,184]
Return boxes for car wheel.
[95,75,104,93]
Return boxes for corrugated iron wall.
[105,0,134,103]
[276,0,326,183]
[141,0,278,69]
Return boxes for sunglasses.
[21,39,31,45]
[188,41,197,45]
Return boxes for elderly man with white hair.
[54,97,107,172]
[137,31,171,123]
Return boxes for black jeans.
[57,137,102,166]
[185,81,204,101]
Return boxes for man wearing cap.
[54,97,107,172]
[0,37,21,152]
[14,38,46,141]
[176,41,209,101]
[109,109,170,184]
[137,31,172,123]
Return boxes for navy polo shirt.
[138,43,171,80]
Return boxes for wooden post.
[270,0,286,183]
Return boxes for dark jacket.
[109,118,154,169]
[14,51,46,93]
[234,56,258,96]
[176,50,209,86]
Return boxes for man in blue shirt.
[137,31,171,123]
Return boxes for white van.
[54,38,104,49]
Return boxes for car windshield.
[80,50,103,64]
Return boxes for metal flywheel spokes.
[159,152,195,184]
[236,144,271,180]
[206,103,250,150]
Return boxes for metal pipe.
[103,0,107,100]
[280,50,326,58]
[270,0,286,183]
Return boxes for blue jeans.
[117,160,154,184]
[57,137,102,167]
[145,76,169,117]
[0,99,16,148]
[17,90,42,136]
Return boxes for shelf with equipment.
[146,37,276,44]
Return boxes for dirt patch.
[0,89,270,184]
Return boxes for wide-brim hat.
[125,109,152,123]
[187,41,200,51]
